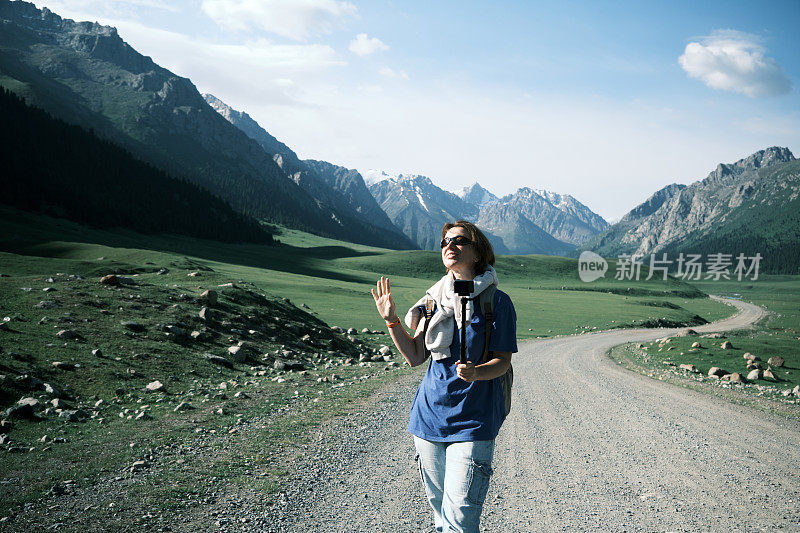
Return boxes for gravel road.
[263,298,800,532]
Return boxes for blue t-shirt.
[407,289,518,442]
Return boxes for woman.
[371,220,517,532]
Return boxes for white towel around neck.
[404,266,499,360]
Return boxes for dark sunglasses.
[440,235,473,248]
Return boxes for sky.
[29,0,800,221]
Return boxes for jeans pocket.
[465,460,493,506]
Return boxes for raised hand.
[371,276,397,321]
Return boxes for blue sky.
[30,0,800,220]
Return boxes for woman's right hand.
[371,276,397,322]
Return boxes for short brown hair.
[442,220,495,275]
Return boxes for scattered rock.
[205,354,233,368]
[56,330,81,340]
[0,323,8,331]
[763,369,777,381]
[0,419,13,433]
[708,367,728,378]
[145,381,165,392]
[347,328,357,335]
[767,356,785,368]
[35,300,60,309]
[198,307,212,322]
[361,328,371,334]
[199,290,218,306]
[92,349,104,358]
[130,460,149,473]
[227,346,249,363]
[4,398,40,419]
[720,341,733,350]
[135,411,151,421]
[691,342,702,349]
[173,402,194,412]
[721,373,744,383]
[52,361,76,371]
[100,274,119,286]
[331,326,343,333]
[121,321,146,332]
[747,369,762,381]
[378,345,392,356]
[188,272,201,277]
[678,364,699,373]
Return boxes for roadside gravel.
[241,297,799,532]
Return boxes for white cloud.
[679,30,792,97]
[378,66,408,80]
[349,33,389,56]
[201,0,357,41]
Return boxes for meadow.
[0,207,747,527]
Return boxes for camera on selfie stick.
[453,280,474,364]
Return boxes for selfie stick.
[460,296,468,364]
[453,280,474,365]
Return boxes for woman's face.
[441,226,479,279]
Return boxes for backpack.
[420,286,514,417]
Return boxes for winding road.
[281,298,800,532]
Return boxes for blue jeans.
[414,436,495,533]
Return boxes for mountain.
[585,147,799,273]
[0,87,272,244]
[370,175,606,254]
[0,1,408,249]
[456,182,499,206]
[203,94,414,247]
[369,174,480,250]
[497,188,609,245]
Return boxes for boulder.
[173,402,194,412]
[145,380,165,392]
[747,369,762,381]
[378,345,392,356]
[56,330,81,340]
[708,367,728,378]
[227,346,248,363]
[5,397,40,419]
[198,307,212,322]
[347,328,357,335]
[763,369,777,381]
[721,373,744,383]
[720,341,733,349]
[199,290,218,306]
[205,354,233,368]
[331,326,343,333]
[100,274,119,286]
[691,342,702,349]
[767,356,785,368]
[52,361,75,371]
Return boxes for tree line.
[0,88,273,244]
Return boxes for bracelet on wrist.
[385,318,401,328]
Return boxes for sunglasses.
[440,235,473,248]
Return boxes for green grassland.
[610,276,800,417]
[0,207,743,528]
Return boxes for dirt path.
[273,298,800,532]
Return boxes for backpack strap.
[480,286,497,364]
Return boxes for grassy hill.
[0,209,737,528]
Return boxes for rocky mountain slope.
[369,174,479,250]
[203,94,411,244]
[0,1,408,249]
[585,147,798,273]
[370,175,607,255]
